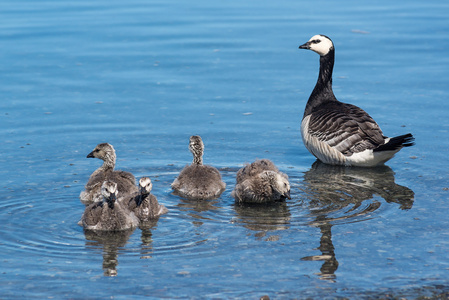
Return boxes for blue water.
[1,0,449,298]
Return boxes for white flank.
[346,149,398,167]
[301,116,347,165]
[301,115,399,167]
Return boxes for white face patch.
[307,34,334,56]
[101,181,117,198]
[139,177,153,192]
[276,174,290,193]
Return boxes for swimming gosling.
[80,180,139,231]
[79,143,138,205]
[171,135,226,200]
[128,177,169,222]
[232,159,291,204]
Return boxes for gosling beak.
[140,186,149,195]
[299,42,311,50]
[86,151,94,158]
[284,190,291,200]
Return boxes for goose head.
[101,181,118,207]
[139,177,153,195]
[261,171,291,200]
[189,135,204,165]
[87,143,116,168]
[299,34,334,56]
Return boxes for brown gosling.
[79,143,138,205]
[232,159,291,204]
[171,135,226,200]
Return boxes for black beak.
[87,151,94,158]
[284,190,291,200]
[299,42,310,50]
[140,186,149,195]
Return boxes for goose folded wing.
[308,103,386,156]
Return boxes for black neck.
[107,198,115,209]
[304,49,338,117]
[137,193,149,206]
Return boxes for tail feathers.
[374,133,415,152]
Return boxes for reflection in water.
[84,220,162,275]
[300,161,415,281]
[84,229,135,277]
[301,218,339,281]
[139,219,159,259]
[177,198,221,227]
[233,201,291,240]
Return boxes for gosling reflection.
[301,161,415,281]
[233,201,291,240]
[84,228,135,277]
[138,220,159,259]
[177,198,221,227]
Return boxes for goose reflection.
[83,228,135,277]
[177,198,221,227]
[300,161,414,281]
[138,220,159,259]
[84,219,164,272]
[233,201,291,240]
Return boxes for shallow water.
[1,0,449,298]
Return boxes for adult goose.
[171,136,226,200]
[128,177,169,222]
[80,181,139,231]
[298,34,414,167]
[232,159,291,204]
[80,143,138,205]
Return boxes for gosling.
[128,177,169,222]
[79,143,138,205]
[232,159,291,204]
[80,180,139,231]
[171,135,226,200]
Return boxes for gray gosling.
[80,143,138,205]
[128,177,169,222]
[80,181,139,231]
[232,159,291,204]
[171,135,226,200]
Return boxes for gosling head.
[299,34,334,56]
[139,177,153,195]
[86,143,116,167]
[101,181,118,207]
[189,135,204,165]
[261,171,291,200]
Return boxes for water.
[1,0,449,298]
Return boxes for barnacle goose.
[171,136,226,200]
[80,181,139,231]
[232,159,291,204]
[298,34,414,167]
[79,143,138,205]
[128,177,168,222]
